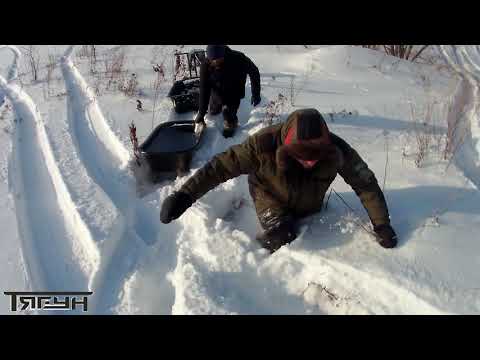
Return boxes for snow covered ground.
[1,44,479,315]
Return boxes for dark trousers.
[247,182,298,253]
[255,208,297,253]
[208,90,240,125]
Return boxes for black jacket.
[198,47,261,116]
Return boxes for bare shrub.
[151,46,162,64]
[104,49,127,91]
[358,45,431,63]
[150,45,169,67]
[46,54,56,81]
[16,69,25,89]
[414,128,430,168]
[42,82,48,101]
[76,45,91,58]
[151,65,166,129]
[264,93,288,126]
[407,100,447,168]
[0,102,11,122]
[93,76,103,96]
[173,49,189,81]
[383,45,430,62]
[45,53,56,98]
[360,45,381,50]
[289,76,295,106]
[289,62,314,106]
[382,130,390,193]
[120,73,139,97]
[89,45,97,74]
[443,80,472,163]
[129,121,141,166]
[75,45,97,74]
[21,45,40,82]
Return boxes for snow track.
[59,48,172,313]
[0,46,20,82]
[1,73,98,298]
[438,45,480,189]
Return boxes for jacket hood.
[277,109,336,170]
[280,108,330,143]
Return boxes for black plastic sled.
[136,120,205,183]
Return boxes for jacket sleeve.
[180,137,261,201]
[244,55,261,99]
[332,134,391,227]
[198,62,211,117]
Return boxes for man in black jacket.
[194,45,261,138]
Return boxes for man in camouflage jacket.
[162,109,398,253]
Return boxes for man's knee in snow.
[256,210,297,253]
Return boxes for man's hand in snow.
[160,191,194,224]
[194,113,206,125]
[373,224,398,249]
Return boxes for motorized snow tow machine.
[130,49,207,190]
[167,49,206,113]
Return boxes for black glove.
[194,113,205,124]
[251,95,261,107]
[160,191,194,224]
[373,224,398,249]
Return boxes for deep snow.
[1,44,479,315]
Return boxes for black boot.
[222,118,238,138]
[222,106,238,138]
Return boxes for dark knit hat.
[206,45,226,60]
[276,109,336,170]
[283,109,328,143]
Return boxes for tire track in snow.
[0,70,99,299]
[60,48,176,313]
[0,45,21,82]
[0,46,30,312]
[438,45,480,190]
[42,77,126,292]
